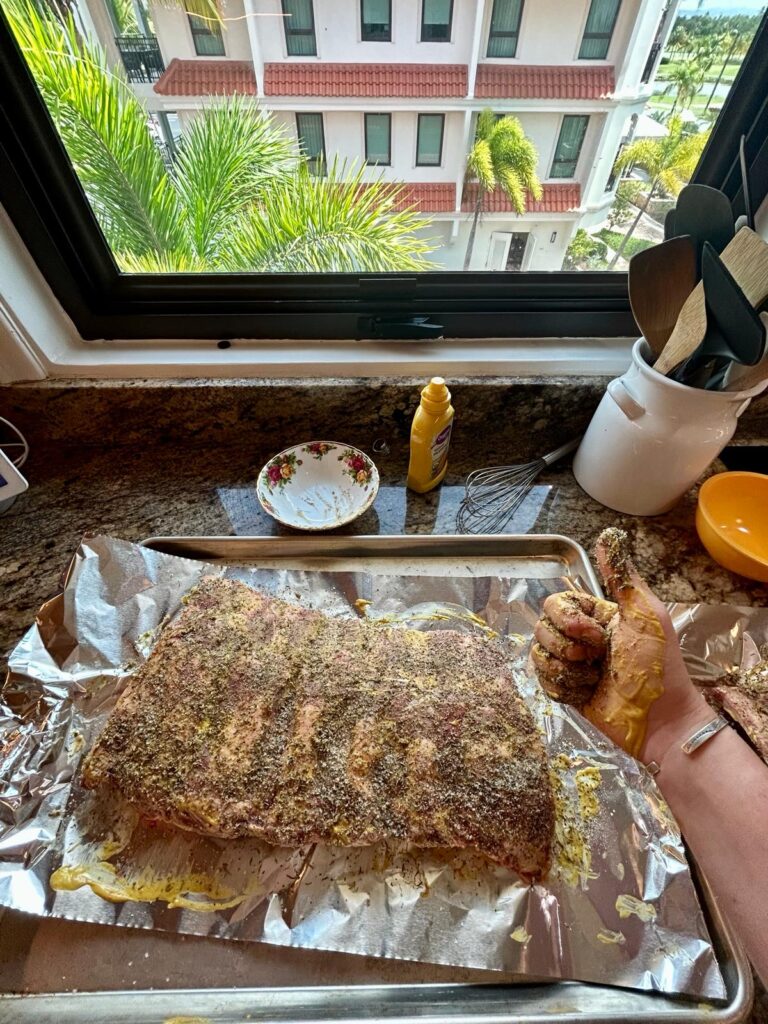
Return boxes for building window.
[364,113,391,165]
[578,0,621,60]
[421,0,453,42]
[186,0,225,57]
[282,0,317,56]
[296,112,326,175]
[550,115,589,178]
[486,0,524,58]
[416,113,444,166]
[361,0,391,41]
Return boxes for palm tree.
[664,59,706,114]
[462,110,541,271]
[608,116,709,269]
[6,0,435,272]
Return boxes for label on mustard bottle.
[431,423,453,476]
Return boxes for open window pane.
[421,0,453,42]
[416,113,444,165]
[186,0,225,57]
[578,0,621,60]
[1,0,764,295]
[365,112,391,164]
[282,0,317,56]
[487,0,524,58]
[296,112,326,174]
[361,0,391,41]
[550,115,589,177]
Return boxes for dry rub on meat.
[82,577,554,878]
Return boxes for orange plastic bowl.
[696,472,768,582]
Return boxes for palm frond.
[171,98,294,260]
[474,108,497,144]
[219,161,435,273]
[496,165,526,214]
[465,139,496,192]
[5,0,182,256]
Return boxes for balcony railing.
[115,35,165,84]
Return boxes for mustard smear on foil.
[616,894,657,922]
[549,755,602,889]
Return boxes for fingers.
[535,617,599,662]
[531,643,600,709]
[541,591,617,649]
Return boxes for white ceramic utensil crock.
[573,338,768,516]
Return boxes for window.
[361,0,390,41]
[416,113,444,166]
[0,0,767,345]
[550,115,589,178]
[578,0,621,60]
[186,0,225,57]
[421,0,453,42]
[296,112,326,175]
[365,113,391,165]
[486,0,524,58]
[282,0,317,56]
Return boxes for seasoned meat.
[82,577,554,878]
[705,656,768,761]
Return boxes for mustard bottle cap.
[422,377,449,401]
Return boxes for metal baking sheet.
[0,534,751,1024]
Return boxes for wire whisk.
[457,438,581,534]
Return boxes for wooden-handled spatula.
[654,227,768,376]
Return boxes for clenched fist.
[532,528,710,762]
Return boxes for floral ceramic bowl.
[256,441,379,531]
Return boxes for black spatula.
[674,184,734,279]
[674,242,766,388]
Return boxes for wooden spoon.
[628,236,697,358]
[654,227,768,376]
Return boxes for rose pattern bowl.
[256,441,379,531]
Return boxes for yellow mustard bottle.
[407,377,454,493]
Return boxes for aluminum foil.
[0,536,734,1000]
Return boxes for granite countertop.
[1,436,765,659]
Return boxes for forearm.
[654,725,768,984]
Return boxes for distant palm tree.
[665,59,706,114]
[6,0,435,272]
[462,110,541,271]
[608,116,709,269]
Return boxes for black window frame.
[0,6,767,342]
[578,0,621,61]
[420,0,453,43]
[486,0,524,59]
[282,0,317,57]
[295,111,326,175]
[361,0,391,42]
[550,114,589,179]
[416,113,445,167]
[364,112,392,166]
[186,3,225,57]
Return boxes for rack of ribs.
[82,576,554,879]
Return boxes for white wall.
[427,215,574,271]
[255,0,476,64]
[150,0,251,63]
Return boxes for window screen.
[296,113,326,174]
[486,0,524,58]
[416,113,444,165]
[361,0,391,41]
[186,0,224,57]
[550,115,589,178]
[365,113,391,164]
[282,0,316,56]
[421,0,453,42]
[578,0,621,60]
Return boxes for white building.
[87,0,680,271]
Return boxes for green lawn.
[656,58,740,86]
[596,229,655,259]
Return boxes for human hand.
[531,528,711,762]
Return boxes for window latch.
[360,316,444,340]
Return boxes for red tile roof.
[387,183,458,212]
[475,64,614,100]
[461,183,582,214]
[263,62,468,97]
[154,58,257,96]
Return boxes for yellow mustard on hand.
[407,377,454,493]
